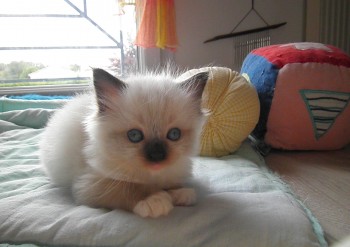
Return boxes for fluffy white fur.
[40,69,208,217]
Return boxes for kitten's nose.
[144,139,168,163]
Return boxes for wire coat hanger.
[204,0,287,43]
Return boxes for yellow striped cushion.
[180,67,260,157]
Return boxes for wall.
[173,0,305,70]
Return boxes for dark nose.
[144,139,167,163]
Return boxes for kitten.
[39,68,208,218]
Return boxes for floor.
[265,145,350,245]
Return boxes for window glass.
[0,0,137,88]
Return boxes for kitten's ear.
[93,68,127,113]
[178,72,209,99]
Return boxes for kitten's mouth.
[147,163,164,170]
[143,159,172,171]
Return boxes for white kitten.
[40,68,208,218]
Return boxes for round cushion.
[241,42,350,150]
[179,67,260,157]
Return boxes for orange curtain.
[135,0,178,51]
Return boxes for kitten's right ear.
[178,72,209,100]
[93,68,127,113]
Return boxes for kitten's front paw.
[168,188,196,206]
[133,191,173,218]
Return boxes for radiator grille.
[232,30,270,71]
[319,0,350,54]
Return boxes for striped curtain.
[135,0,178,51]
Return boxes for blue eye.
[127,129,144,143]
[167,128,181,141]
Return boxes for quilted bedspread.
[0,108,327,247]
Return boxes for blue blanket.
[0,108,327,247]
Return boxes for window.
[0,0,137,93]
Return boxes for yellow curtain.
[135,0,178,51]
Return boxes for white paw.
[168,188,196,206]
[133,191,174,218]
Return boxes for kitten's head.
[85,68,208,184]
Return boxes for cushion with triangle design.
[241,42,350,150]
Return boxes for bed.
[0,96,328,247]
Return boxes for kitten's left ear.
[178,72,209,100]
[93,68,127,112]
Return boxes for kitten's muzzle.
[144,139,168,163]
